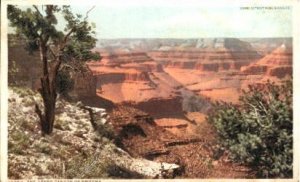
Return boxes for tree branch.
[60,64,74,71]
[53,59,62,75]
[33,5,43,17]
[84,6,95,21]
[48,46,57,59]
[59,6,95,51]
[60,27,75,51]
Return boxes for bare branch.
[33,5,43,17]
[53,59,62,75]
[84,6,96,21]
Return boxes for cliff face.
[148,38,261,71]
[70,70,97,97]
[87,51,181,105]
[8,35,41,87]
[88,52,164,83]
[61,38,289,110]
[88,38,292,106]
[241,45,292,78]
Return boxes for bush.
[208,80,292,178]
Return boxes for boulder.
[110,147,180,178]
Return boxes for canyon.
[9,36,292,107]
[86,38,292,175]
[8,36,293,178]
[82,38,292,177]
[88,38,292,109]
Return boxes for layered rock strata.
[87,51,181,106]
[241,44,292,79]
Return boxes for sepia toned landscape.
[6,4,293,180]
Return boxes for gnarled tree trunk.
[35,41,61,135]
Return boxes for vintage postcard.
[1,0,299,181]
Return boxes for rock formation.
[148,38,261,72]
[70,70,97,97]
[87,51,182,109]
[89,38,266,106]
[241,44,292,78]
[88,38,292,105]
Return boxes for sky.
[72,4,292,38]
[9,1,293,38]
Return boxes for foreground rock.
[108,147,180,178]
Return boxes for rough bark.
[35,41,61,135]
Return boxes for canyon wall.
[241,44,292,78]
[88,38,292,107]
[148,38,262,72]
[8,34,41,87]
[8,34,96,98]
[86,51,184,116]
[70,70,97,97]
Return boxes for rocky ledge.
[8,87,180,179]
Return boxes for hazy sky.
[10,2,293,38]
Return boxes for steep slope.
[8,87,180,179]
[241,44,292,79]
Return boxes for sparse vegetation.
[12,86,35,97]
[8,130,31,155]
[8,87,116,179]
[208,80,292,178]
[65,154,112,178]
[54,118,70,131]
[95,122,116,140]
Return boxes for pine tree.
[7,5,100,135]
